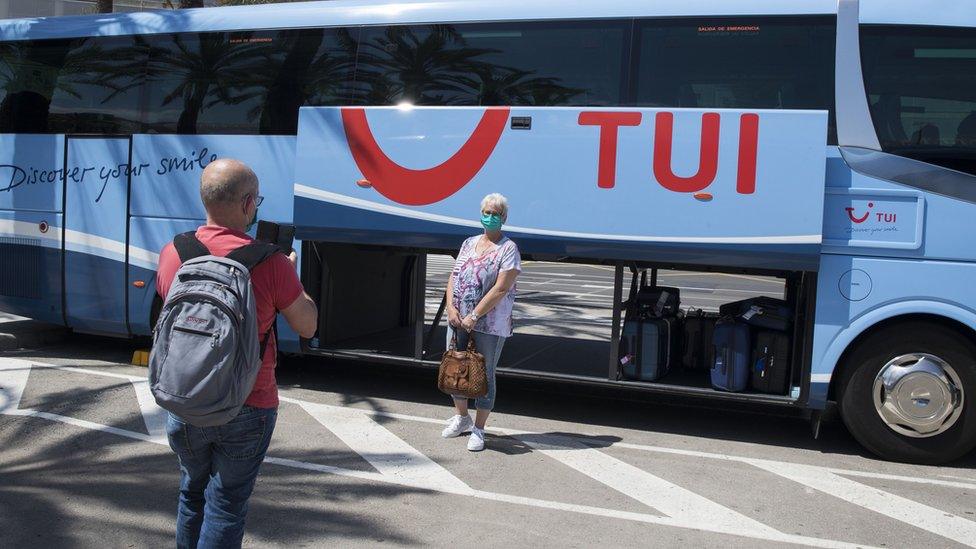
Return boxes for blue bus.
[0,0,974,464]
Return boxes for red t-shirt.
[156,225,305,409]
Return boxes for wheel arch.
[827,305,976,402]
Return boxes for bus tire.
[838,322,976,464]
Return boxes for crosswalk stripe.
[751,460,976,548]
[131,380,168,443]
[0,358,31,412]
[0,358,961,549]
[514,432,781,538]
[297,399,472,494]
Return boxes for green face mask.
[481,212,503,231]
[246,207,259,232]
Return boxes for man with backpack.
[152,158,317,548]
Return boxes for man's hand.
[287,250,298,269]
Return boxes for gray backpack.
[149,232,280,427]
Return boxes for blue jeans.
[166,405,278,549]
[447,327,506,411]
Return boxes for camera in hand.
[256,220,295,253]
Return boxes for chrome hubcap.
[873,353,964,438]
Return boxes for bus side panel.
[0,134,65,324]
[810,254,976,407]
[127,216,202,336]
[0,210,64,325]
[294,106,829,271]
[127,135,298,341]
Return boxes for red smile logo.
[341,107,510,206]
[845,202,873,224]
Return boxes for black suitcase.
[619,314,677,382]
[681,309,717,371]
[633,286,680,317]
[751,330,791,394]
[720,296,792,332]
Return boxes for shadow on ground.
[6,334,975,470]
[0,383,425,547]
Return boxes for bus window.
[143,28,358,135]
[0,39,72,133]
[634,17,837,143]
[144,30,282,135]
[353,20,628,107]
[48,35,148,134]
[860,25,976,176]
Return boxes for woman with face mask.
[441,193,521,451]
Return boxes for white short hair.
[480,193,509,220]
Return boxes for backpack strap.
[226,241,285,360]
[174,231,210,263]
[225,241,282,272]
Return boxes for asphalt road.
[1,262,974,547]
[1,337,975,548]
[425,255,784,340]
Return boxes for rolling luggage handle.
[722,345,731,378]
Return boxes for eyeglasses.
[244,194,265,208]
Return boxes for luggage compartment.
[300,240,815,404]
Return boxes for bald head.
[199,159,260,231]
[200,158,258,210]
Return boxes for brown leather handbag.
[437,334,488,398]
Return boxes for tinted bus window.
[144,31,278,135]
[861,25,976,175]
[635,17,836,143]
[0,39,72,133]
[353,21,628,107]
[49,35,148,134]
[144,28,357,135]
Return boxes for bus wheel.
[838,322,976,464]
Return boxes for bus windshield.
[860,24,976,175]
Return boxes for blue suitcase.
[711,318,751,392]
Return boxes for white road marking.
[3,358,969,549]
[751,461,976,548]
[295,399,471,494]
[0,359,31,412]
[23,361,973,492]
[514,432,781,538]
[520,271,576,277]
[132,379,168,443]
[0,312,27,324]
[0,361,872,549]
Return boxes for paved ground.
[425,255,785,341]
[1,262,974,547]
[1,338,975,548]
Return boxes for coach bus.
[0,0,974,464]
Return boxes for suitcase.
[633,286,680,318]
[619,314,676,382]
[682,309,717,371]
[711,318,751,392]
[752,330,791,394]
[719,296,792,331]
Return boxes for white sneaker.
[441,414,473,438]
[467,426,485,452]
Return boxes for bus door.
[63,136,133,335]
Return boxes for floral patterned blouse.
[451,235,522,337]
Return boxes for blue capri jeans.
[447,327,506,411]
